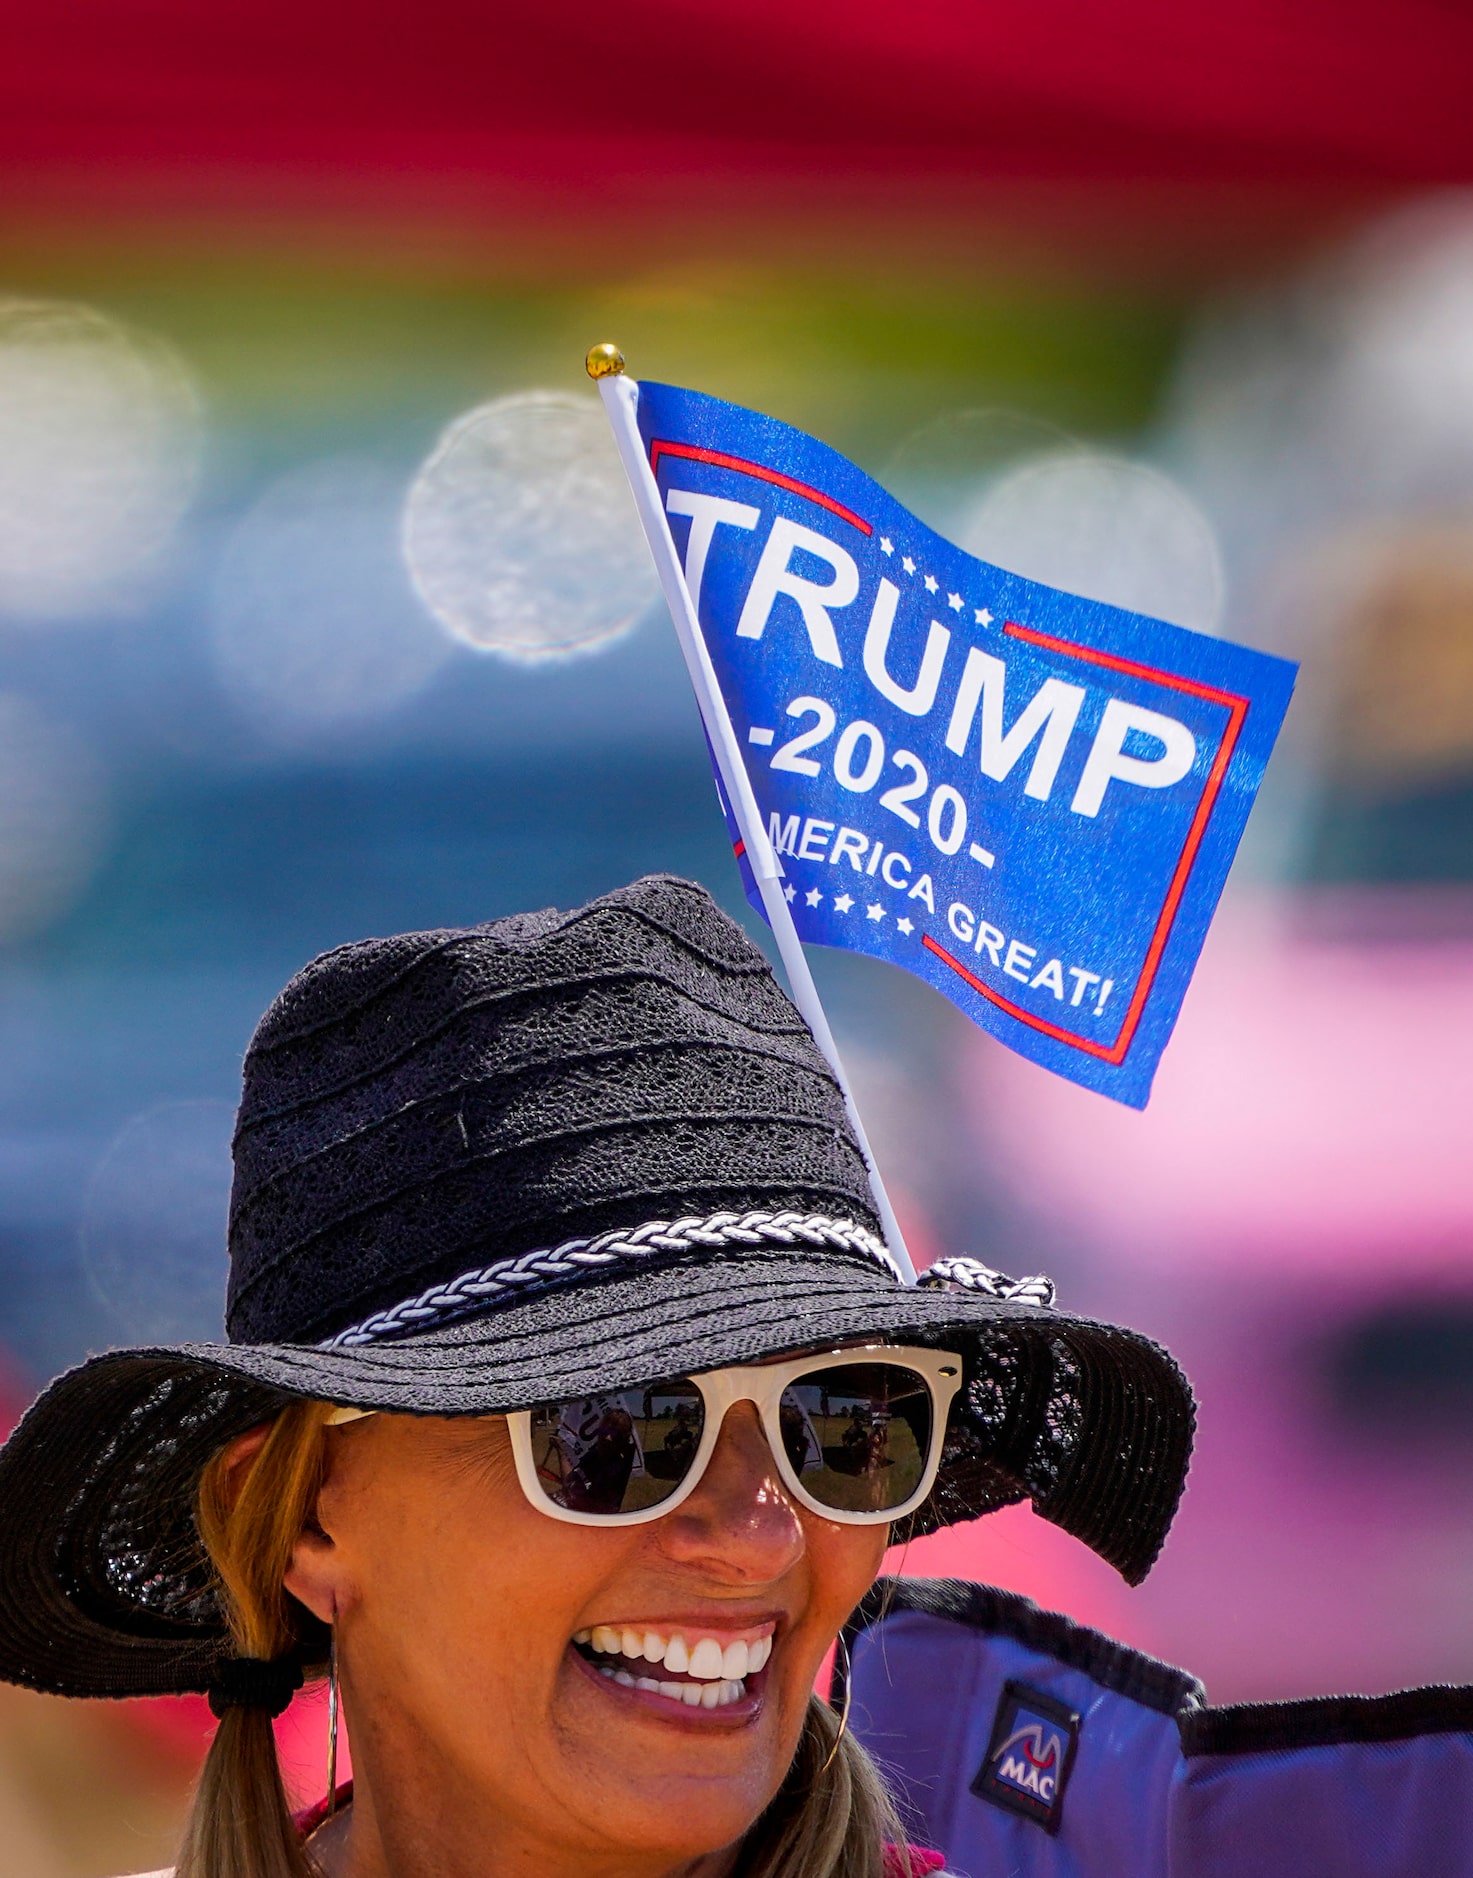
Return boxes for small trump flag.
[593,349,1296,1125]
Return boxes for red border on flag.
[649,440,873,536]
[923,620,1251,1067]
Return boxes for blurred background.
[2,1,1473,1867]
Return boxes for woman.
[0,875,1192,1878]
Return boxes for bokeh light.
[1169,201,1473,579]
[958,448,1225,634]
[403,391,657,662]
[881,408,1077,539]
[211,455,455,738]
[0,298,200,622]
[80,1100,234,1344]
[1325,205,1473,510]
[0,692,109,942]
[1160,202,1473,874]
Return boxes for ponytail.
[177,1400,335,1878]
[178,1402,906,1878]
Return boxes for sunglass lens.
[778,1364,934,1515]
[526,1382,706,1517]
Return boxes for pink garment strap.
[293,1782,353,1839]
[883,1845,947,1878]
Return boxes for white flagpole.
[591,346,916,1284]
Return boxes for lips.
[571,1621,775,1712]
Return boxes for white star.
[866,903,885,921]
[879,536,895,555]
[804,887,823,908]
[901,556,916,575]
[947,591,963,611]
[783,883,796,902]
[975,607,993,627]
[896,916,914,935]
[924,573,939,593]
[833,893,855,913]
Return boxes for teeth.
[582,1625,774,1683]
[598,1663,743,1703]
[613,1675,750,1707]
[688,1637,724,1680]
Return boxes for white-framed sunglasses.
[333,1345,962,1528]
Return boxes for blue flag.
[636,380,1296,1109]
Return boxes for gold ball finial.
[585,342,626,380]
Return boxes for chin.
[616,1807,764,1867]
[578,1766,781,1863]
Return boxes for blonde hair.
[179,1400,335,1878]
[179,1403,907,1878]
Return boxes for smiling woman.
[190,1386,900,1878]
[0,874,1193,1878]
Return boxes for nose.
[656,1401,804,1583]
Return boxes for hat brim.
[0,1250,1191,1700]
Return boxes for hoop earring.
[325,1630,341,1816]
[818,1632,853,1775]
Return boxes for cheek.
[780,1519,888,1691]
[331,1445,626,1718]
[812,1520,890,1614]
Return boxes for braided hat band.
[324,1214,1056,1349]
[325,1209,896,1346]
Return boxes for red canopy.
[2,0,1470,209]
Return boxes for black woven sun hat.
[0,874,1192,1703]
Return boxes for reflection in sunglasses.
[780,1366,930,1514]
[530,1385,706,1516]
[526,1362,934,1519]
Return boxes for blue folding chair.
[841,1578,1473,1878]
